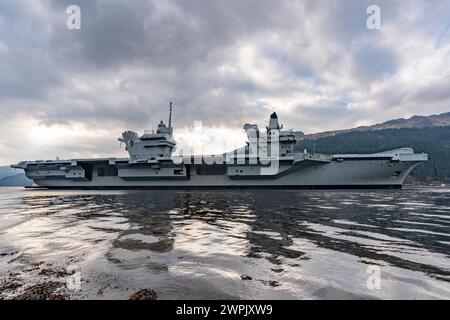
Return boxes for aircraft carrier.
[12,104,428,189]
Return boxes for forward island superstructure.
[12,104,428,189]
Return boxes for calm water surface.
[0,187,449,299]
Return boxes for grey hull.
[18,157,422,190]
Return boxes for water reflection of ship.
[111,191,176,254]
[107,191,450,282]
[240,191,450,281]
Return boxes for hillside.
[0,166,32,187]
[295,126,450,183]
[0,173,32,187]
[0,166,22,179]
[306,111,450,140]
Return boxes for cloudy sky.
[1,0,450,165]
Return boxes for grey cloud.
[352,43,397,82]
[49,0,287,70]
[407,75,450,104]
[0,1,61,101]
[1,0,450,164]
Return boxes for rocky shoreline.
[0,258,70,300]
[0,252,158,300]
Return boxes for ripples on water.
[0,187,449,299]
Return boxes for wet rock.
[38,268,70,278]
[241,275,252,281]
[0,281,22,294]
[129,289,158,300]
[0,251,18,257]
[247,252,262,259]
[267,256,282,265]
[23,266,41,272]
[268,280,280,287]
[13,282,68,300]
[31,261,46,267]
[259,280,280,287]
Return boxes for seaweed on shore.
[13,282,68,300]
[129,289,158,300]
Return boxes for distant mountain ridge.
[304,111,450,140]
[0,166,21,179]
[0,173,32,187]
[0,166,32,187]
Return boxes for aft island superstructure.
[12,104,428,189]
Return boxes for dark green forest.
[295,126,450,183]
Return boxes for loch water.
[0,187,449,299]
